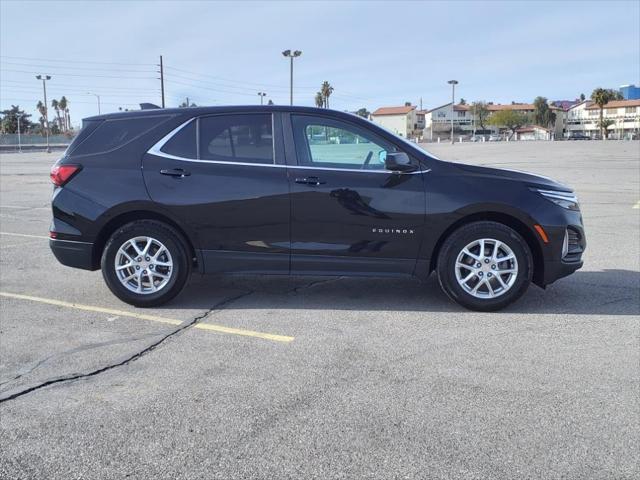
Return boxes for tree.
[51,99,62,133]
[488,110,528,139]
[58,96,69,132]
[0,105,34,134]
[36,100,47,136]
[533,96,556,129]
[591,88,618,138]
[598,119,615,139]
[404,101,412,107]
[267,99,274,105]
[580,93,586,102]
[179,98,197,108]
[314,91,324,108]
[320,81,334,108]
[459,98,466,105]
[355,107,370,118]
[469,101,490,132]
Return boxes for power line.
[0,86,158,98]
[0,97,142,106]
[0,55,156,66]
[1,61,155,74]
[1,69,156,80]
[167,78,259,97]
[1,79,159,92]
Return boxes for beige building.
[370,106,423,139]
[567,99,640,139]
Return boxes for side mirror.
[384,152,417,172]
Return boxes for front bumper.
[50,238,96,271]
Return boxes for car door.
[143,112,290,274]
[285,113,426,276]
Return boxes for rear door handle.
[295,176,325,186]
[160,168,190,178]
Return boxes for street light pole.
[282,50,302,106]
[448,79,458,145]
[258,92,267,105]
[36,74,52,153]
[17,113,23,153]
[87,92,101,114]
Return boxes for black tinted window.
[71,115,170,156]
[199,114,273,164]
[161,120,196,158]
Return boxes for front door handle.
[160,168,191,178]
[295,176,325,186]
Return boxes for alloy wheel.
[454,238,518,299]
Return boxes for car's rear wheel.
[101,220,190,307]
[437,221,532,311]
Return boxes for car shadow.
[169,269,640,316]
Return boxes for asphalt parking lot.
[0,141,638,479]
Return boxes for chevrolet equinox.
[49,106,586,311]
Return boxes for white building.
[424,102,565,140]
[566,99,640,139]
[370,105,422,139]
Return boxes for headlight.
[531,188,580,210]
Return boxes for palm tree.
[51,99,62,133]
[36,100,47,135]
[591,88,616,138]
[314,92,324,108]
[58,96,68,132]
[320,81,334,108]
[598,119,615,139]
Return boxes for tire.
[436,221,532,311]
[101,220,191,307]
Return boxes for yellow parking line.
[0,291,294,343]
[0,232,49,240]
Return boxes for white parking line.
[0,232,49,240]
[633,201,639,209]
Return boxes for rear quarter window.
[69,115,171,156]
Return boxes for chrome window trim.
[146,117,429,175]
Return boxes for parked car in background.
[488,134,502,141]
[567,132,591,141]
[49,106,586,311]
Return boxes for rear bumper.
[50,238,97,271]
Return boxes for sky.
[1,0,639,126]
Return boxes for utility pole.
[420,97,423,111]
[17,113,23,153]
[448,80,458,145]
[282,50,302,105]
[159,55,165,108]
[257,92,267,105]
[36,74,51,153]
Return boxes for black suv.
[50,106,585,311]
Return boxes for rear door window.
[160,120,197,159]
[71,115,171,156]
[199,114,273,164]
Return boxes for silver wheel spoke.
[455,237,518,300]
[463,248,481,261]
[115,236,173,295]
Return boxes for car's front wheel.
[101,220,190,307]
[437,221,532,311]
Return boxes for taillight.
[50,164,81,187]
